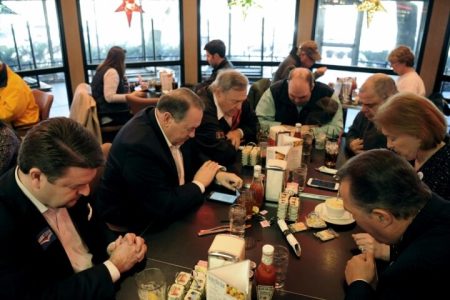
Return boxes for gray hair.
[209,69,248,93]
[360,73,397,101]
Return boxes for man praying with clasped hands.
[0,117,147,300]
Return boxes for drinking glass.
[302,130,313,164]
[325,138,339,168]
[237,189,256,219]
[135,268,166,300]
[314,132,326,150]
[273,245,289,289]
[292,163,308,192]
[229,204,246,237]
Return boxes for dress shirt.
[154,110,205,192]
[14,167,120,281]
[213,94,244,138]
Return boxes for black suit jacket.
[0,168,115,300]
[345,193,450,300]
[195,90,258,167]
[95,107,205,232]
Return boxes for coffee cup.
[325,197,345,219]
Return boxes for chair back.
[31,89,54,121]
[247,78,271,110]
[70,83,103,143]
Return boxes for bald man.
[345,74,397,156]
[256,67,343,138]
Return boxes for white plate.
[314,203,355,225]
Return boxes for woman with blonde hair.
[352,92,449,264]
[374,92,449,200]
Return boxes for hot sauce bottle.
[250,165,264,209]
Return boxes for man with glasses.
[345,74,397,156]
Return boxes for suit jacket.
[0,168,115,300]
[345,193,450,300]
[95,107,205,232]
[345,111,386,156]
[195,90,258,167]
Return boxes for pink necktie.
[44,208,93,273]
[170,145,185,185]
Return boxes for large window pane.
[315,0,430,69]
[199,0,297,80]
[0,0,62,70]
[79,0,181,82]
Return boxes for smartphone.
[307,178,339,191]
[208,191,238,204]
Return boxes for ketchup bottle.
[255,244,276,286]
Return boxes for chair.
[31,89,54,121]
[247,78,271,110]
[15,89,54,137]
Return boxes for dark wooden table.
[116,146,360,300]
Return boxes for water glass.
[229,204,246,237]
[135,268,166,300]
[258,140,268,167]
[292,163,308,192]
[273,245,289,289]
[314,132,326,150]
[237,189,256,219]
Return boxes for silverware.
[197,224,252,237]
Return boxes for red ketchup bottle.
[255,244,276,299]
[250,165,264,209]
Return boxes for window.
[314,0,431,70]
[78,0,182,84]
[199,0,298,81]
[0,0,69,116]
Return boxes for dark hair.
[204,39,226,58]
[156,88,205,122]
[18,117,104,183]
[96,46,126,79]
[337,149,431,219]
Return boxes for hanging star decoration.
[115,0,144,27]
[357,0,386,27]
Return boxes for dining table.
[115,145,362,300]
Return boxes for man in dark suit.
[345,74,397,156]
[196,69,258,167]
[339,149,450,299]
[256,68,343,138]
[96,88,243,233]
[0,117,147,300]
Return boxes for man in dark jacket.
[196,69,258,167]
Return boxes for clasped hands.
[107,233,147,273]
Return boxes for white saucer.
[314,203,355,225]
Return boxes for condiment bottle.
[294,123,302,139]
[250,165,264,209]
[255,244,276,293]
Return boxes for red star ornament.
[115,0,144,27]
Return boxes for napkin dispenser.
[265,159,287,202]
[208,234,245,270]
